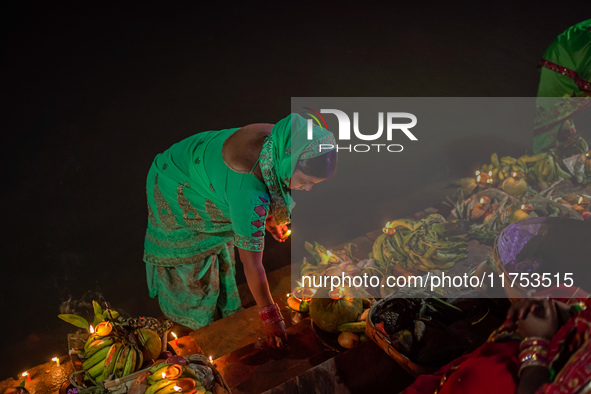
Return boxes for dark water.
[2,0,591,379]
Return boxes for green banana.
[85,336,115,358]
[555,162,572,179]
[388,219,419,231]
[500,156,517,165]
[519,153,548,163]
[87,358,106,379]
[491,153,500,167]
[113,344,131,378]
[101,342,124,381]
[135,344,144,371]
[83,333,101,354]
[337,321,367,333]
[155,383,191,394]
[149,362,170,374]
[82,345,110,370]
[145,379,175,394]
[372,234,386,266]
[121,345,137,377]
[147,365,171,385]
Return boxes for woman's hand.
[263,319,288,349]
[265,215,288,242]
[516,299,559,340]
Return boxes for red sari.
[402,292,591,394]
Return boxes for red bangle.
[520,337,550,351]
[258,303,284,326]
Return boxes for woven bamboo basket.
[494,216,589,301]
[366,297,437,377]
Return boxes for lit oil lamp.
[164,364,183,379]
[171,332,178,346]
[471,196,491,219]
[94,321,112,337]
[520,204,534,213]
[382,221,396,234]
[326,250,339,263]
[21,372,31,382]
[328,287,345,300]
[476,171,492,186]
[287,281,316,312]
[578,196,590,207]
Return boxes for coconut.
[309,287,363,333]
[501,177,527,196]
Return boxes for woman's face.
[289,169,327,191]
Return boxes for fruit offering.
[374,214,468,272]
[144,362,212,394]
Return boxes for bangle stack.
[518,337,550,376]
[258,303,284,326]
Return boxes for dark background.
[2,0,591,379]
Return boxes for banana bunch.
[373,214,468,272]
[145,362,211,394]
[518,152,572,185]
[477,153,527,184]
[81,334,143,382]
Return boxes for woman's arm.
[238,248,274,308]
[516,300,560,394]
[238,248,288,348]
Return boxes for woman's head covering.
[259,113,336,226]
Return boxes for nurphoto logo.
[303,108,418,153]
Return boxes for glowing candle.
[52,357,60,367]
[171,332,178,346]
[281,229,292,240]
[22,371,31,381]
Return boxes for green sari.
[534,19,591,153]
[143,114,335,329]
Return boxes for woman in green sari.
[143,113,336,347]
[534,19,591,153]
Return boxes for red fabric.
[401,341,520,394]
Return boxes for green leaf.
[92,300,103,318]
[58,314,89,330]
[92,315,103,327]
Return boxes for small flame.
[488,171,492,176]
[173,386,182,392]
[171,332,178,340]
[587,152,590,157]
[209,356,213,363]
[89,325,94,334]
[476,175,481,182]
[521,204,525,209]
[579,196,583,204]
[385,221,390,227]
[162,372,166,379]
[286,293,291,298]
[326,250,333,256]
[52,357,58,362]
[285,229,292,236]
[487,178,493,184]
[512,172,517,177]
[21,372,28,377]
[479,198,485,204]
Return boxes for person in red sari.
[402,287,591,394]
